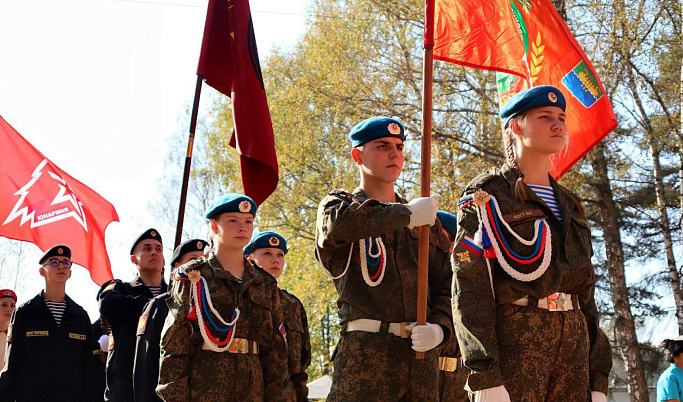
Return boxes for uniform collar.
[499,163,581,225]
[131,275,167,293]
[352,187,406,204]
[206,254,265,287]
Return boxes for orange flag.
[434,0,617,178]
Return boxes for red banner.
[434,0,617,177]
[0,117,118,285]
[197,0,278,205]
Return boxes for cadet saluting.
[315,117,453,401]
[451,86,611,401]
[245,231,312,402]
[157,194,295,401]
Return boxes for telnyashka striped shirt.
[147,286,162,297]
[527,184,563,222]
[44,300,67,326]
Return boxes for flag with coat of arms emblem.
[433,0,618,178]
[0,116,119,285]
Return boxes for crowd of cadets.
[0,85,611,402]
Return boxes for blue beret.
[243,231,288,256]
[348,116,405,148]
[204,194,257,219]
[130,228,162,255]
[39,245,71,265]
[171,239,209,266]
[500,85,566,127]
[436,211,457,236]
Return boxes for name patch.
[69,333,86,340]
[26,330,49,337]
[503,209,544,223]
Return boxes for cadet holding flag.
[451,86,611,402]
[315,117,453,401]
[245,231,311,402]
[157,195,294,401]
[0,246,92,402]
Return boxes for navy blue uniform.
[98,277,167,402]
[132,293,170,402]
[0,293,92,402]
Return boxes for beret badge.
[151,231,157,237]
[58,247,64,255]
[268,236,280,246]
[548,92,558,103]
[388,123,401,135]
[239,200,251,213]
[197,241,203,250]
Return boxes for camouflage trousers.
[328,330,440,402]
[438,361,470,402]
[187,351,264,401]
[496,303,590,402]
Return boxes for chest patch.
[69,333,86,340]
[26,330,49,337]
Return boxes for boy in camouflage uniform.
[245,231,311,402]
[315,116,453,402]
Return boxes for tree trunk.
[652,147,683,333]
[590,145,649,402]
[628,74,683,333]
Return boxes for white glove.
[406,197,438,229]
[405,322,443,352]
[98,334,110,352]
[591,391,607,402]
[475,385,511,402]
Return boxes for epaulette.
[173,258,205,281]
[281,288,302,303]
[249,260,277,281]
[97,279,123,297]
[458,170,498,216]
[328,189,354,203]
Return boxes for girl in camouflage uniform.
[157,194,294,402]
[245,231,312,402]
[451,86,611,402]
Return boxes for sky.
[0,0,308,319]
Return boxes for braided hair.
[502,114,528,204]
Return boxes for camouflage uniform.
[156,254,295,402]
[280,289,311,402]
[452,164,612,400]
[316,188,453,402]
[438,336,469,402]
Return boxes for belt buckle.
[440,357,458,372]
[400,322,411,339]
[547,292,568,312]
[228,338,248,354]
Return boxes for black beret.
[171,239,209,266]
[39,245,71,265]
[130,228,162,255]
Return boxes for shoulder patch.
[137,315,148,336]
[452,234,483,269]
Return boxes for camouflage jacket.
[452,164,612,393]
[280,289,311,402]
[316,187,453,339]
[156,254,295,401]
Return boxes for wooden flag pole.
[416,0,435,360]
[174,74,204,249]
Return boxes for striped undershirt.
[147,286,162,297]
[527,184,563,222]
[44,300,67,326]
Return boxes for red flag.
[0,116,119,286]
[434,0,618,178]
[197,0,278,205]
